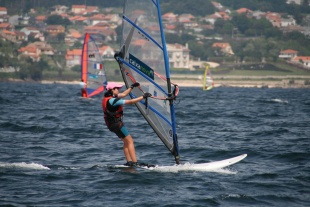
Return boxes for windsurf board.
[150,154,247,172]
[115,154,247,172]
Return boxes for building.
[167,43,190,69]
[18,45,41,61]
[0,7,7,15]
[286,0,303,5]
[279,49,298,59]
[212,42,234,56]
[65,29,82,46]
[17,14,30,25]
[35,15,46,24]
[291,56,310,68]
[98,45,114,59]
[71,5,86,14]
[211,2,224,10]
[50,5,69,15]
[29,42,55,56]
[71,5,99,15]
[65,45,114,68]
[45,25,65,36]
[0,22,13,31]
[65,49,82,68]
[0,30,22,43]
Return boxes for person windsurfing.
[102,81,151,167]
[80,79,87,98]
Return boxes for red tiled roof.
[280,49,298,54]
[292,56,310,62]
[236,8,253,14]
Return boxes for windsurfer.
[80,79,87,97]
[102,81,151,166]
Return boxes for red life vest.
[102,96,123,127]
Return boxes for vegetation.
[46,15,71,27]
[217,0,310,24]
[161,0,215,15]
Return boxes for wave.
[0,122,51,133]
[271,98,289,104]
[0,162,50,170]
[256,98,289,104]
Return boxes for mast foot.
[175,156,180,165]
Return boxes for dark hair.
[104,90,113,97]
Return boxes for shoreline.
[2,78,310,88]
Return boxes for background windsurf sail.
[203,64,214,91]
[81,33,107,98]
[116,0,180,164]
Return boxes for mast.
[157,0,180,164]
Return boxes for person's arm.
[117,87,132,98]
[124,92,152,105]
[124,95,144,105]
[117,82,140,98]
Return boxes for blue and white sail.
[116,0,180,164]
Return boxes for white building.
[286,0,303,5]
[167,43,190,69]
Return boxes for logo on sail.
[129,53,154,80]
[88,53,95,58]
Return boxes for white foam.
[271,99,288,104]
[0,162,50,170]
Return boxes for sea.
[0,81,309,207]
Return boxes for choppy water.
[0,82,309,206]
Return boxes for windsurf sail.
[203,64,214,91]
[80,33,107,98]
[115,0,180,164]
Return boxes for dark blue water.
[0,82,309,206]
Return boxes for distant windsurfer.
[102,81,151,166]
[80,79,87,97]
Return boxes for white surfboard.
[113,154,247,172]
[145,154,247,172]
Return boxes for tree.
[46,15,71,27]
[188,40,209,60]
[28,35,40,43]
[231,15,251,34]
[165,33,182,44]
[17,56,32,80]
[72,41,82,48]
[57,33,65,42]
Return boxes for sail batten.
[119,0,180,163]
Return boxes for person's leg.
[122,134,137,162]
[122,143,131,161]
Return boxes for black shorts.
[108,121,129,139]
